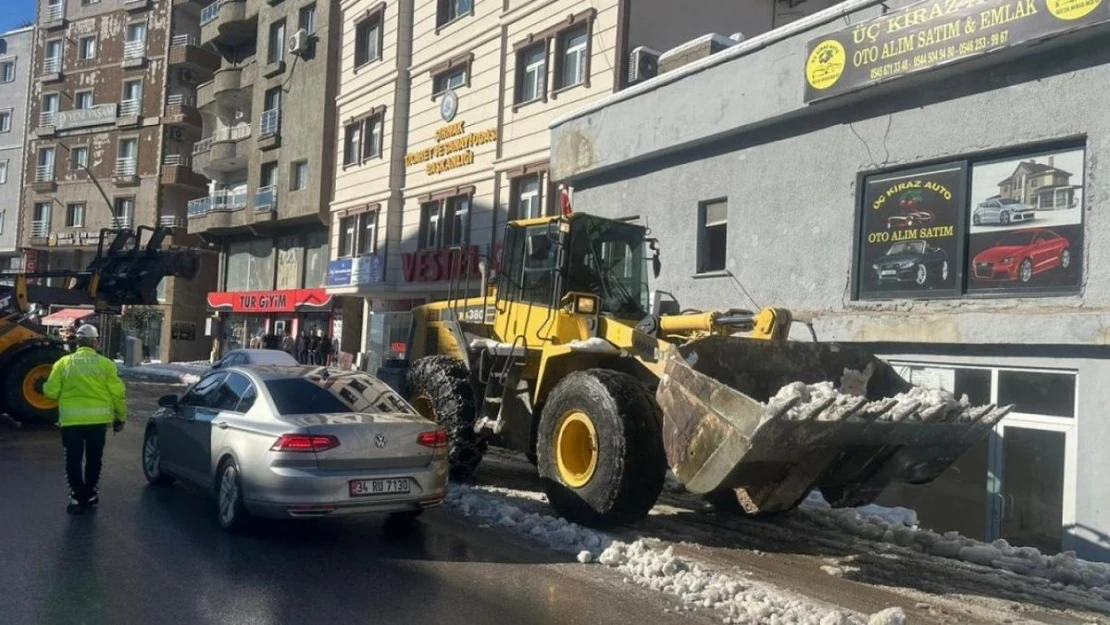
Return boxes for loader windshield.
[566,216,648,317]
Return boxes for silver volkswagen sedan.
[141,366,449,532]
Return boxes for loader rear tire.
[537,369,665,528]
[407,356,486,481]
[4,347,64,425]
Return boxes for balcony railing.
[164,153,191,167]
[120,98,141,117]
[39,111,57,127]
[112,215,133,229]
[171,34,198,48]
[187,196,210,215]
[44,4,64,22]
[167,93,194,107]
[188,188,250,215]
[43,57,61,74]
[193,125,251,154]
[254,185,276,211]
[259,109,280,138]
[159,215,183,228]
[123,40,146,60]
[35,165,55,183]
[31,220,51,238]
[115,157,137,177]
[200,2,219,24]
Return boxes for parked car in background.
[872,240,949,287]
[972,229,1071,283]
[973,197,1036,226]
[141,367,449,531]
[886,209,935,230]
[211,348,297,370]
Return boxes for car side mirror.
[158,394,179,409]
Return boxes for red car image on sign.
[972,229,1072,283]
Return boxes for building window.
[260,161,278,189]
[0,211,4,235]
[358,211,377,255]
[516,44,547,105]
[420,195,470,249]
[114,197,134,218]
[79,36,97,60]
[37,147,56,180]
[121,79,143,116]
[343,121,361,166]
[437,0,472,28]
[0,110,10,133]
[298,3,316,35]
[125,22,147,59]
[698,199,728,273]
[42,93,59,126]
[75,91,93,110]
[363,113,383,160]
[0,160,7,184]
[511,174,543,220]
[66,203,85,228]
[556,26,589,90]
[262,86,281,137]
[44,40,63,73]
[268,19,286,64]
[0,61,13,83]
[71,146,89,170]
[419,202,440,249]
[354,13,382,68]
[433,66,467,95]
[291,161,308,190]
[339,215,357,257]
[34,202,51,226]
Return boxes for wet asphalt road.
[0,380,707,625]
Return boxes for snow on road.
[116,360,209,385]
[446,484,898,624]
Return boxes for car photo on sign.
[873,240,949,287]
[970,229,1072,284]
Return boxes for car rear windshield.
[265,374,416,416]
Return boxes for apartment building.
[187,0,353,355]
[22,0,217,361]
[327,0,817,366]
[0,27,34,271]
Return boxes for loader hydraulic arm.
[657,307,793,341]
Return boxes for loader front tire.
[4,347,64,425]
[537,369,665,528]
[407,356,485,480]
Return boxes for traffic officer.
[43,324,127,514]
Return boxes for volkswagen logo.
[374,433,387,448]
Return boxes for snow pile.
[764,381,859,422]
[663,470,687,493]
[565,337,620,353]
[446,484,899,624]
[116,360,209,385]
[801,493,1110,592]
[861,385,967,422]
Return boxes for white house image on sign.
[997,154,1083,210]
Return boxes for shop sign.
[804,0,1110,102]
[54,104,118,131]
[206,288,333,313]
[402,246,484,283]
[404,121,498,176]
[327,254,385,287]
[47,231,101,247]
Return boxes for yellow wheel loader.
[0,227,201,425]
[395,212,1010,528]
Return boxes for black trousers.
[61,425,108,502]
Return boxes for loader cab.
[499,214,650,317]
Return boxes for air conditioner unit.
[628,46,661,85]
[168,127,184,141]
[179,68,197,84]
[288,29,309,56]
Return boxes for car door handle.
[214,421,229,430]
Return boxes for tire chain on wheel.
[407,356,487,480]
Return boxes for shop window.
[276,235,304,291]
[516,44,546,105]
[555,26,589,90]
[304,230,329,288]
[698,199,727,273]
[225,239,276,291]
[339,215,357,257]
[998,370,1075,418]
[437,0,472,28]
[358,211,377,255]
[354,12,382,68]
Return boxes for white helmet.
[75,324,100,339]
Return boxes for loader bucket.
[656,335,1011,514]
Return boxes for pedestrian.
[309,332,321,365]
[280,328,296,355]
[320,333,333,366]
[42,324,127,515]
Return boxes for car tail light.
[417,430,448,449]
[271,434,340,452]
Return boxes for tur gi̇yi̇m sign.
[804,0,1110,102]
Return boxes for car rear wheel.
[973,214,981,225]
[941,260,949,281]
[142,427,174,486]
[217,459,251,533]
[1019,259,1034,283]
[915,264,928,286]
[1061,249,1072,269]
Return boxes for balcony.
[162,154,208,188]
[112,215,134,229]
[197,64,255,109]
[192,125,251,173]
[36,111,58,136]
[258,108,280,150]
[160,215,184,228]
[33,165,56,192]
[41,57,62,82]
[164,93,202,129]
[117,98,142,128]
[168,34,220,74]
[31,220,52,240]
[42,4,65,29]
[200,0,259,47]
[254,185,277,212]
[124,0,151,11]
[122,40,147,69]
[187,187,249,233]
[115,157,139,186]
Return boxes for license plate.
[349,478,411,497]
[880,270,896,276]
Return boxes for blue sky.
[2,0,37,34]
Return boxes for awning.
[41,308,95,327]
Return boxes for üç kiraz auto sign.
[804,0,1110,102]
[856,162,968,300]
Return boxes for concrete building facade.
[22,0,216,361]
[187,0,349,358]
[0,27,34,270]
[325,0,801,370]
[549,0,1110,560]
